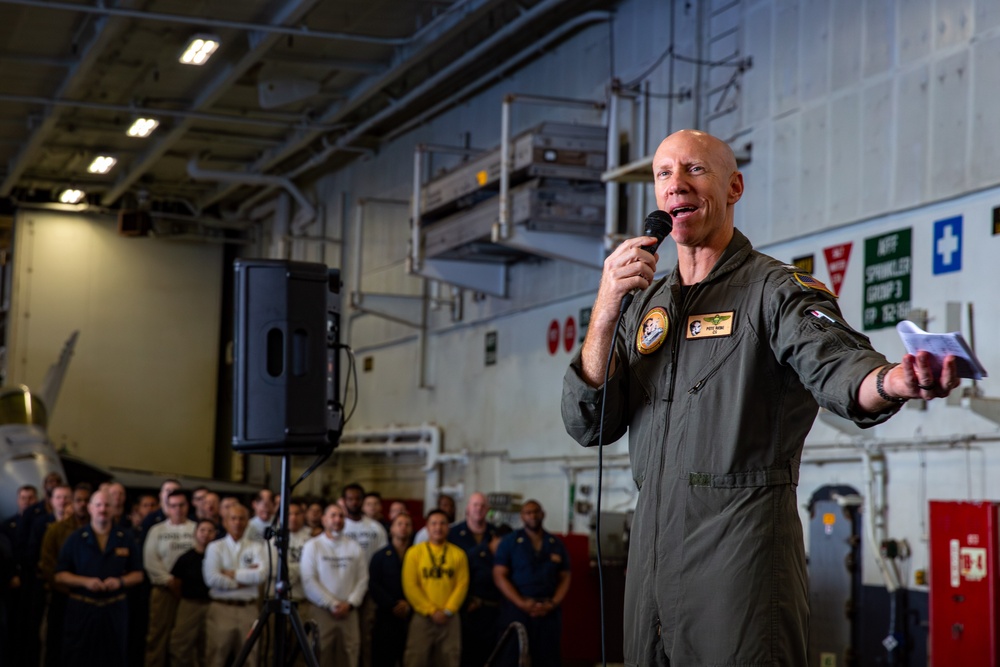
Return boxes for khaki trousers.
[204,600,260,667]
[168,598,209,667]
[358,595,375,667]
[305,602,360,667]
[145,586,180,667]
[402,613,460,667]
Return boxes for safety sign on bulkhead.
[933,215,962,275]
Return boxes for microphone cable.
[594,306,624,667]
[593,209,672,667]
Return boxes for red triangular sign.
[823,242,852,296]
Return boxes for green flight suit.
[562,229,898,666]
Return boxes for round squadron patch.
[636,307,669,355]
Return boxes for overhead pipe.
[418,278,432,390]
[0,92,347,132]
[215,0,601,214]
[605,85,619,250]
[859,449,901,592]
[289,0,592,183]
[497,97,512,240]
[234,135,399,219]
[101,0,327,207]
[0,9,112,197]
[411,146,423,272]
[0,0,478,45]
[151,211,254,232]
[801,432,1000,457]
[352,200,367,306]
[0,52,75,67]
[802,445,900,592]
[187,157,316,232]
[96,0,499,209]
[385,11,613,143]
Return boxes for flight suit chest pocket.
[629,347,662,403]
[684,321,752,396]
[627,356,663,490]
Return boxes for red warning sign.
[547,320,560,355]
[823,242,853,296]
[563,317,576,352]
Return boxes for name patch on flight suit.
[636,307,669,355]
[686,312,734,339]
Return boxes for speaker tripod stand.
[233,455,319,667]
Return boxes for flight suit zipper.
[665,284,693,405]
[688,336,743,394]
[651,282,691,593]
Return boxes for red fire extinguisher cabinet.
[929,500,1000,666]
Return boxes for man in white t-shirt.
[340,484,387,667]
[301,503,369,667]
[143,490,196,667]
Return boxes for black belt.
[69,593,126,607]
[211,598,256,607]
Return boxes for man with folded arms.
[202,503,268,667]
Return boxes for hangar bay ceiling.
[0,0,610,238]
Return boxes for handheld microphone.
[619,210,673,312]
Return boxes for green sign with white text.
[863,228,911,330]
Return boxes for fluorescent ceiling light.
[87,155,117,174]
[127,118,159,137]
[180,35,220,65]
[59,189,85,204]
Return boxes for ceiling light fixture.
[127,118,160,138]
[179,35,220,65]
[87,155,117,174]
[59,189,86,204]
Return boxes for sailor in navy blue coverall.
[55,490,144,667]
[493,501,571,667]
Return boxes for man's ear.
[728,172,744,204]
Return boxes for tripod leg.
[232,603,273,667]
[288,605,320,667]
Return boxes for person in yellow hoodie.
[401,508,469,667]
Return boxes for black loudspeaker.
[232,259,342,455]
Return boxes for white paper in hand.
[895,320,988,380]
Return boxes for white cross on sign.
[936,223,959,266]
